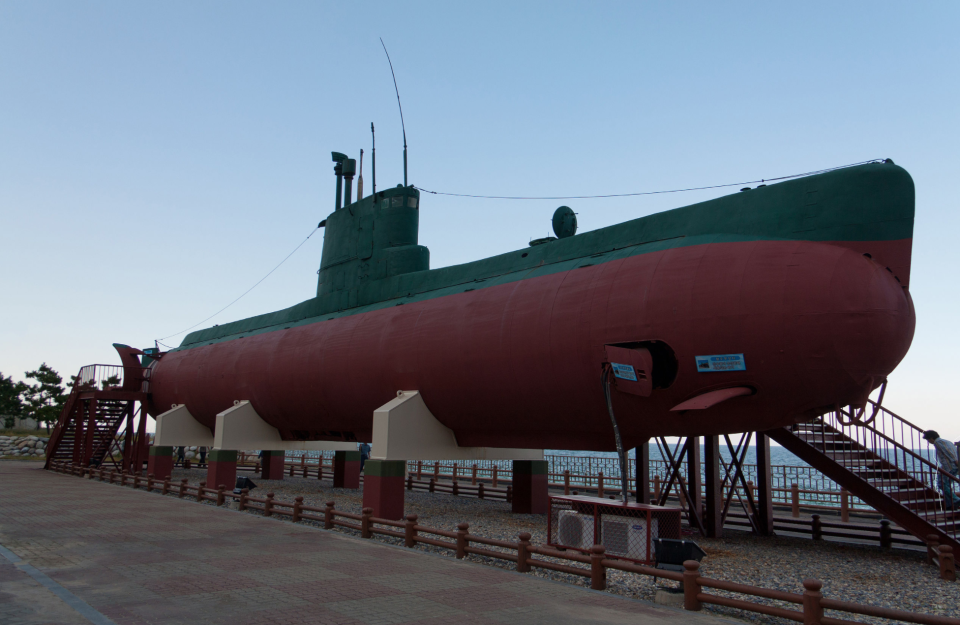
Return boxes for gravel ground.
[165,468,960,624]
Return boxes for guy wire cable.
[414,159,887,200]
[156,224,321,343]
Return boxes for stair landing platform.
[0,462,729,625]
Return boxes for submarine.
[147,154,915,452]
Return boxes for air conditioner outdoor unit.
[557,510,595,551]
[600,514,658,561]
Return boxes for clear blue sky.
[2,3,958,435]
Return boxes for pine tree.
[24,364,66,433]
[0,372,27,429]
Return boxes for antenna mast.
[371,123,376,194]
[357,149,364,199]
[380,38,407,186]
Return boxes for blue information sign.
[611,363,638,381]
[695,354,746,372]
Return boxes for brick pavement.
[0,462,730,625]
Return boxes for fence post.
[434,461,440,479]
[302,464,308,478]
[178,478,187,498]
[452,481,459,497]
[288,464,294,477]
[492,466,498,488]
[407,474,413,491]
[456,523,469,559]
[598,472,604,498]
[361,507,373,538]
[812,514,822,540]
[746,480,754,511]
[146,474,155,492]
[654,474,661,500]
[292,496,303,522]
[506,486,513,503]
[88,467,96,480]
[322,501,334,529]
[121,472,128,486]
[452,462,458,483]
[590,545,606,590]
[791,483,800,518]
[928,534,940,565]
[472,464,478,485]
[162,478,171,495]
[98,467,105,481]
[110,470,117,484]
[217,485,226,506]
[683,561,702,611]
[405,514,418,547]
[417,460,423,480]
[197,481,206,502]
[264,493,275,516]
[802,579,823,625]
[478,483,485,499]
[940,545,956,581]
[879,519,892,549]
[429,478,435,493]
[517,532,531,573]
[134,472,142,489]
[238,488,248,511]
[840,488,849,523]
[564,470,570,495]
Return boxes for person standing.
[177,446,185,465]
[924,430,960,509]
[359,442,371,471]
[199,446,207,467]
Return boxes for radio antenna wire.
[380,37,407,186]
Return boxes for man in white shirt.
[924,430,960,509]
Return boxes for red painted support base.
[147,446,174,480]
[362,460,406,520]
[333,450,361,489]
[512,460,549,514]
[261,450,285,480]
[206,449,237,490]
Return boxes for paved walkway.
[0,462,727,625]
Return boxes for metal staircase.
[769,400,960,552]
[44,358,151,473]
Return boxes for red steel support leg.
[704,435,723,537]
[362,460,406,520]
[755,431,775,536]
[84,399,97,467]
[333,450,361,489]
[133,403,148,474]
[687,436,702,519]
[73,402,86,466]
[260,450,286,480]
[635,440,651,504]
[512,460,549,514]
[147,446,174,480]
[206,449,238,489]
[121,411,134,473]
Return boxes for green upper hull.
[180,161,913,350]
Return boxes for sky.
[1,3,958,436]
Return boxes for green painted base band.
[513,460,548,475]
[364,460,406,478]
[149,446,173,457]
[335,450,361,462]
[209,449,237,462]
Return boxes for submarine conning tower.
[318,151,429,306]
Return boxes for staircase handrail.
[866,399,930,438]
[822,409,960,488]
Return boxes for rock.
[184,451,196,460]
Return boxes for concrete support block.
[207,449,237,490]
[512,460,549,514]
[147,446,174,480]
[333,450,361,489]
[261,450,285,480]
[362,460,406,520]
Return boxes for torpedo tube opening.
[604,340,679,391]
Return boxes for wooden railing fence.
[47,459,960,625]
